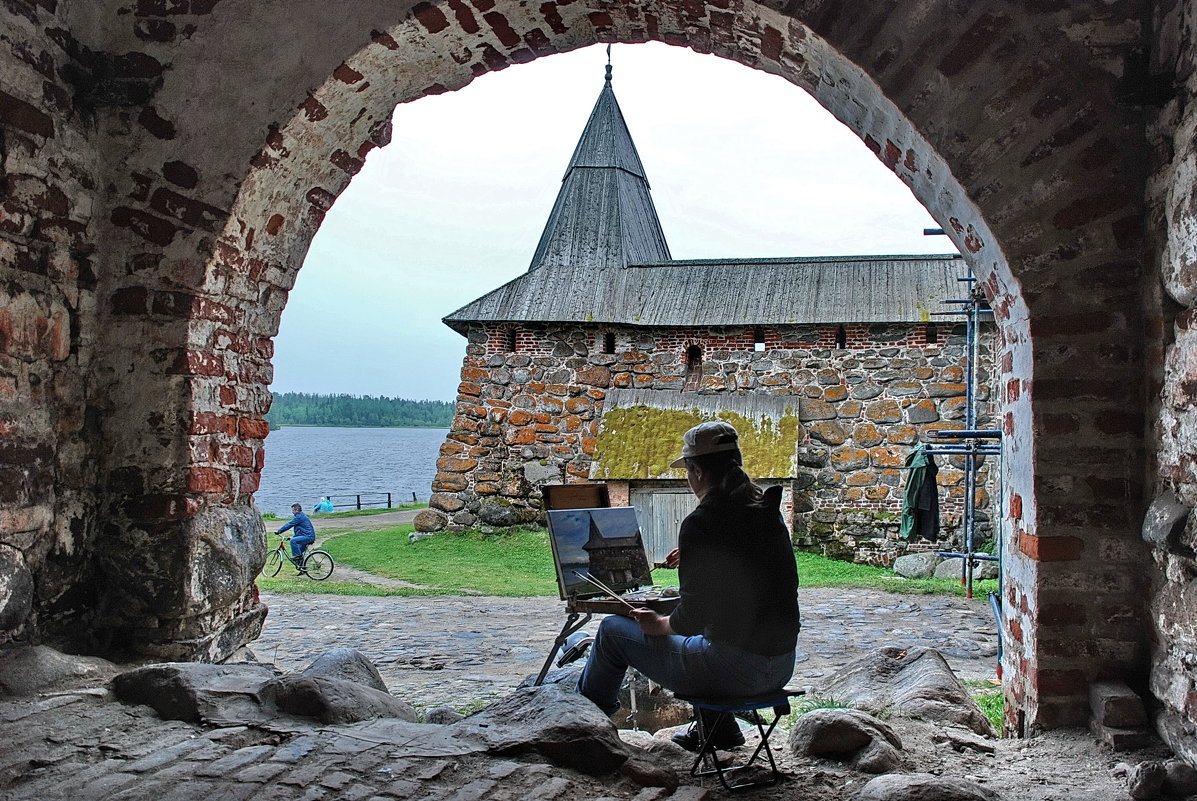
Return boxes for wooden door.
[630,488,696,565]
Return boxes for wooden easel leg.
[534,611,592,686]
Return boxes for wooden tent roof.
[444,254,965,332]
[442,69,964,335]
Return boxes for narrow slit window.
[684,345,703,391]
[753,326,766,352]
[926,322,938,345]
[504,327,517,352]
[603,332,616,354]
[835,325,847,350]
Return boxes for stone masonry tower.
[417,65,674,532]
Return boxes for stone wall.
[422,319,995,565]
[1145,0,1197,764]
[0,2,103,645]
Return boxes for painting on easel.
[545,506,652,601]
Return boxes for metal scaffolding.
[926,264,1001,601]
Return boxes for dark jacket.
[900,444,940,541]
[667,485,800,656]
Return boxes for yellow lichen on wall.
[592,405,800,480]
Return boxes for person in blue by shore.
[313,496,334,513]
[277,503,316,565]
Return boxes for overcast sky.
[271,42,953,403]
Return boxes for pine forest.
[265,392,454,428]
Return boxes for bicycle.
[262,534,335,580]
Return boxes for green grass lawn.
[322,526,556,596]
[257,523,998,600]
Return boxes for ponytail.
[689,450,765,506]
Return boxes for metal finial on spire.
[605,44,612,82]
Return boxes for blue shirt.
[278,511,315,539]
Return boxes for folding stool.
[674,689,805,792]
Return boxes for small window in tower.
[753,326,766,352]
[504,327,517,352]
[836,325,847,350]
[604,332,616,354]
[684,345,703,391]
[926,322,938,345]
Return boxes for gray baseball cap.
[669,421,741,468]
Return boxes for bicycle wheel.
[262,549,284,577]
[302,550,334,580]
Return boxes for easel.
[533,484,677,685]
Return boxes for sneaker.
[671,714,745,752]
[556,631,594,667]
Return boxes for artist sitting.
[577,421,801,751]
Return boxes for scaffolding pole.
[927,267,1000,603]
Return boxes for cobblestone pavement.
[0,691,717,801]
[0,589,998,801]
[253,588,999,713]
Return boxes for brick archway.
[1,0,1151,733]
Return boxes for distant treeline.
[266,392,454,428]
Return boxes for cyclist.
[277,503,316,568]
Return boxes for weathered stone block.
[438,456,479,472]
[845,470,875,486]
[1090,721,1156,751]
[823,384,848,401]
[575,366,611,386]
[853,422,883,446]
[800,398,837,421]
[893,552,941,578]
[887,424,919,444]
[1089,680,1148,728]
[851,383,884,400]
[431,492,466,512]
[907,399,940,423]
[866,400,902,423]
[432,472,469,492]
[888,380,923,396]
[927,382,967,397]
[809,420,847,445]
[414,509,447,532]
[831,447,870,471]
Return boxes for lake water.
[255,426,447,516]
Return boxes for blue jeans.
[290,534,315,560]
[577,614,795,715]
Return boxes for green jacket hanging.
[900,443,940,541]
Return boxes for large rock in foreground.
[0,645,120,697]
[258,674,417,724]
[855,772,1001,800]
[111,662,278,724]
[820,647,994,736]
[457,683,634,776]
[790,708,906,773]
[303,647,390,693]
